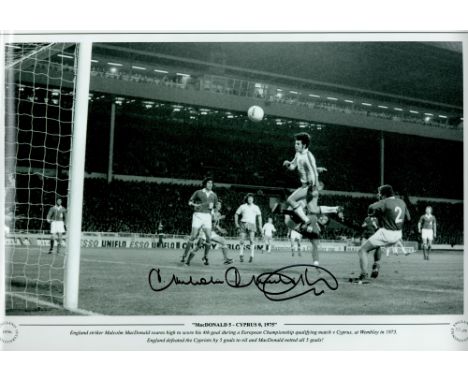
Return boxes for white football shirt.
[236,203,261,224]
[262,222,276,236]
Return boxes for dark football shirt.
[419,214,436,230]
[368,197,410,231]
[189,189,218,213]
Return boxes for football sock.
[182,241,192,257]
[221,247,229,260]
[203,243,210,258]
[374,248,382,262]
[186,252,195,264]
[319,206,339,214]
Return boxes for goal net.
[4,42,89,313]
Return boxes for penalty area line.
[6,292,102,316]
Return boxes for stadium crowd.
[8,173,463,245]
[79,179,463,244]
[12,86,463,200]
[9,88,464,245]
[85,101,463,199]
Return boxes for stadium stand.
[88,64,461,129]
[10,169,463,244]
[85,100,463,199]
[9,84,463,244]
[79,180,463,244]
[48,61,462,129]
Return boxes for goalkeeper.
[47,198,67,255]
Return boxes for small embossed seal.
[451,321,468,342]
[0,322,19,344]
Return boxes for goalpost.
[63,42,92,310]
[4,41,91,313]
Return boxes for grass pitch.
[6,246,463,315]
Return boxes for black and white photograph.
[1,32,467,350]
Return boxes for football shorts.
[239,221,256,234]
[51,221,65,234]
[192,212,212,230]
[421,228,434,241]
[368,228,402,247]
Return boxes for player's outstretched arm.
[283,160,295,171]
[283,153,298,171]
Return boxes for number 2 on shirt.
[394,206,403,224]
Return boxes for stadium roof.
[96,41,463,108]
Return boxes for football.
[247,105,264,122]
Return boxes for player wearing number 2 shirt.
[350,184,411,284]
